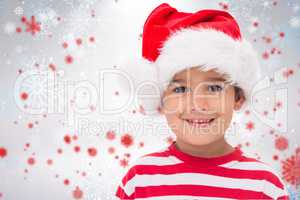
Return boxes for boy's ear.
[234,94,245,111]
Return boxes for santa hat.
[120,3,261,115]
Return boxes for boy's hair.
[234,86,245,102]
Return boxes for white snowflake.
[18,72,48,110]
[37,8,57,22]
[289,16,300,28]
[14,6,24,16]
[36,8,58,35]
[262,1,270,8]
[3,22,16,34]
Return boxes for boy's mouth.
[183,118,216,128]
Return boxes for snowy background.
[0,0,300,199]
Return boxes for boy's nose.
[190,97,209,112]
[191,107,206,112]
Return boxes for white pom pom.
[117,57,162,115]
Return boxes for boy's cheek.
[162,99,184,114]
[208,96,235,114]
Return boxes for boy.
[115,3,289,199]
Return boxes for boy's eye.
[172,86,189,93]
[207,84,223,92]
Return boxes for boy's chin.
[177,138,218,146]
[180,130,224,146]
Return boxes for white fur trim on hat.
[155,28,262,110]
[119,28,261,115]
[118,57,162,115]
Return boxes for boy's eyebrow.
[170,78,186,83]
[204,77,227,82]
[170,77,226,84]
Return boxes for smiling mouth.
[183,118,216,128]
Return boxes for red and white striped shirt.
[115,141,289,199]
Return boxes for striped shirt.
[115,141,289,199]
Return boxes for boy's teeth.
[187,119,212,123]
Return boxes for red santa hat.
[121,3,261,114]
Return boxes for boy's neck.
[174,138,234,158]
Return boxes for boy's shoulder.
[221,152,289,198]
[228,152,280,171]
[223,151,282,174]
[223,151,287,188]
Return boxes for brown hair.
[234,86,245,102]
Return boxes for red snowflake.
[218,2,229,10]
[106,130,116,140]
[21,16,41,35]
[279,32,285,38]
[74,146,80,153]
[87,147,97,157]
[108,146,115,154]
[76,38,82,46]
[47,159,53,165]
[89,36,95,43]
[62,42,68,49]
[253,21,259,27]
[275,101,282,108]
[282,68,294,78]
[281,151,300,186]
[120,133,134,148]
[20,92,28,101]
[64,135,72,144]
[262,52,269,60]
[245,121,255,131]
[64,179,70,185]
[0,147,7,158]
[65,55,74,64]
[27,123,34,129]
[275,136,289,151]
[120,158,129,168]
[72,186,83,199]
[273,155,279,161]
[27,157,35,165]
[139,141,144,148]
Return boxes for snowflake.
[281,152,300,186]
[262,1,270,8]
[246,121,255,131]
[14,55,64,114]
[22,16,41,35]
[14,6,24,16]
[37,8,57,24]
[289,16,300,28]
[3,22,16,34]
[15,71,48,111]
[34,8,59,35]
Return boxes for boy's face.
[161,67,244,146]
